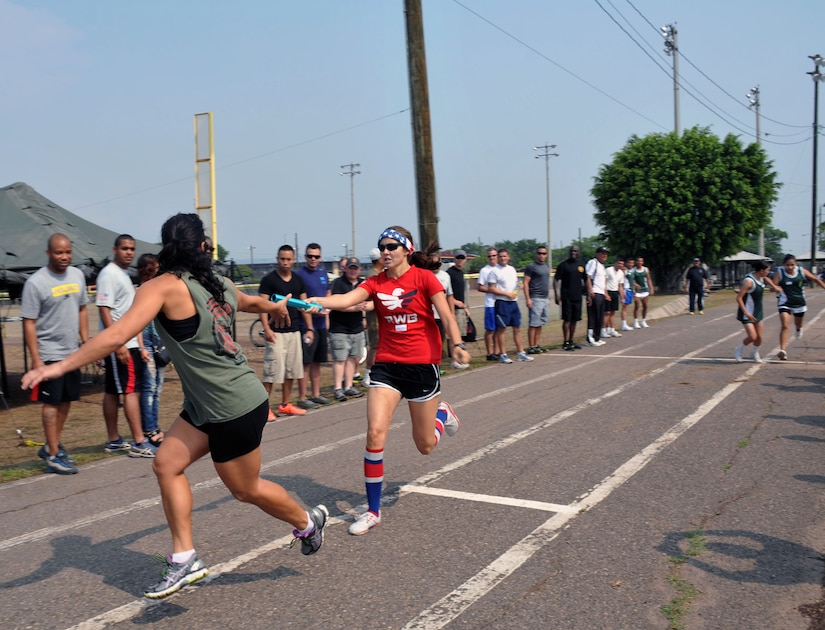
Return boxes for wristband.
[454,343,466,350]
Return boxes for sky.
[2,0,824,264]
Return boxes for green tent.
[0,181,159,282]
[0,181,160,394]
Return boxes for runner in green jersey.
[734,260,776,363]
[771,253,825,360]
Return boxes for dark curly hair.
[158,213,225,304]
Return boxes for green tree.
[591,126,780,291]
[458,239,546,273]
[216,243,229,262]
[744,225,788,263]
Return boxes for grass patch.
[661,530,705,629]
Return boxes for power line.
[450,0,667,131]
[73,108,410,211]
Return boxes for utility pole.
[339,163,361,257]
[808,54,825,273]
[661,24,680,136]
[533,144,559,270]
[747,86,764,257]
[404,0,439,249]
[248,245,255,267]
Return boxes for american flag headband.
[378,229,414,254]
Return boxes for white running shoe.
[796,328,803,340]
[621,324,634,332]
[438,400,460,436]
[752,349,763,363]
[516,351,534,362]
[640,320,649,328]
[349,511,381,536]
[610,330,622,337]
[595,339,606,346]
[777,349,787,361]
[734,343,744,363]
[634,321,641,329]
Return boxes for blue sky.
[2,0,823,263]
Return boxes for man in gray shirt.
[523,246,551,353]
[21,234,89,474]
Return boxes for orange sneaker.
[267,408,277,422]
[278,403,307,416]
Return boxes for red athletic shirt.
[360,265,445,364]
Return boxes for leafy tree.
[744,225,788,263]
[458,239,546,273]
[591,126,780,292]
[216,243,229,262]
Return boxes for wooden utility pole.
[404,0,439,249]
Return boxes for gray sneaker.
[128,441,158,458]
[144,553,208,599]
[297,399,319,410]
[516,351,534,362]
[343,387,364,398]
[333,388,347,402]
[104,437,132,454]
[45,453,78,475]
[292,505,329,555]
[499,353,513,364]
[309,395,333,406]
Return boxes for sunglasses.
[378,243,402,252]
[537,252,548,255]
[305,254,321,259]
[455,255,466,259]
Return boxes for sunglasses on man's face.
[305,254,321,259]
[455,255,466,260]
[378,243,402,252]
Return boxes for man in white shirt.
[603,257,626,338]
[487,248,533,363]
[477,248,499,361]
[585,246,609,346]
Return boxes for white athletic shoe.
[796,328,803,340]
[634,321,641,329]
[777,349,787,361]
[610,330,622,337]
[438,400,460,436]
[621,323,634,332]
[349,511,381,536]
[734,344,744,363]
[640,320,649,328]
[752,349,763,363]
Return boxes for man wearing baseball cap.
[685,257,710,314]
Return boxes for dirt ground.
[0,305,277,468]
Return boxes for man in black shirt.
[553,246,589,351]
[446,250,470,352]
[684,257,710,314]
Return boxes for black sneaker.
[144,552,208,599]
[486,354,500,361]
[293,505,329,555]
[571,343,582,350]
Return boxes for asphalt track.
[1,293,824,629]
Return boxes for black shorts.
[181,399,269,463]
[32,364,81,405]
[560,297,583,322]
[369,362,441,402]
[301,329,329,364]
[606,291,620,312]
[104,348,143,395]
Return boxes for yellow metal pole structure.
[194,112,218,259]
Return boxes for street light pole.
[661,23,680,136]
[248,245,255,267]
[808,55,825,273]
[747,86,764,257]
[533,144,559,270]
[340,163,361,258]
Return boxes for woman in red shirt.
[310,226,471,535]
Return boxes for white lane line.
[0,434,365,552]
[399,484,577,514]
[402,361,765,630]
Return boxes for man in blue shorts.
[488,248,533,363]
[477,248,499,361]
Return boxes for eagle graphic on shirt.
[377,288,417,310]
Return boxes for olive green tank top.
[155,274,267,425]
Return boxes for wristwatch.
[454,343,466,349]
